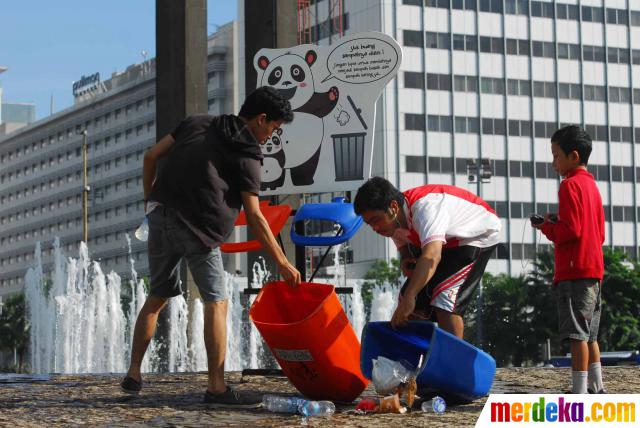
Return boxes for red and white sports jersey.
[391,185,501,249]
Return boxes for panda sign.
[253,31,402,195]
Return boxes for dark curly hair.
[353,176,405,215]
[551,125,592,165]
[239,86,294,123]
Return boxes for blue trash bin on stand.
[290,196,363,247]
[360,321,496,403]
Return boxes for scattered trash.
[134,217,148,242]
[354,394,407,414]
[298,400,335,417]
[262,395,335,417]
[396,376,417,407]
[371,356,414,395]
[262,395,305,414]
[378,393,406,414]
[421,396,446,414]
[355,397,378,413]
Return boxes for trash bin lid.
[290,197,363,247]
[220,201,292,253]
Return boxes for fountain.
[24,238,399,374]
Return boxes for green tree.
[525,249,560,357]
[466,273,547,366]
[0,293,29,372]
[599,249,640,351]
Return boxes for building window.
[426,32,450,49]
[403,30,423,48]
[428,115,453,133]
[452,34,478,51]
[405,113,426,131]
[532,41,555,58]
[454,116,479,134]
[533,81,556,98]
[558,83,582,100]
[531,1,554,18]
[479,0,503,14]
[583,45,606,63]
[425,0,449,7]
[584,85,606,102]
[405,156,426,173]
[451,0,477,11]
[507,79,531,96]
[481,118,506,136]
[480,77,505,95]
[556,3,579,20]
[582,6,605,23]
[404,72,425,89]
[609,87,631,104]
[480,36,504,54]
[504,0,528,16]
[508,120,531,137]
[427,73,451,91]
[557,43,581,60]
[454,75,478,92]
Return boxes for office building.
[274,0,640,276]
[0,24,237,297]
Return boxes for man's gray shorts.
[147,206,228,302]
[555,279,601,342]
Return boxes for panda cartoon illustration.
[260,128,286,191]
[257,49,339,186]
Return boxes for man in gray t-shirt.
[120,87,301,407]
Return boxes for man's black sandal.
[120,376,142,395]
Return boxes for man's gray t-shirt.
[149,114,263,248]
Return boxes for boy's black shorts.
[400,244,496,316]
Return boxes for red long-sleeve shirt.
[540,168,605,285]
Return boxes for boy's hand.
[391,295,415,329]
[545,213,558,224]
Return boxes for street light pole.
[80,130,89,243]
[467,159,492,348]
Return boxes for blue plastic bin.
[360,321,496,402]
[290,196,363,247]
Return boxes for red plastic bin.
[220,201,291,253]
[249,281,368,402]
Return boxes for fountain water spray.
[25,238,398,374]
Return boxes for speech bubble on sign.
[321,36,400,84]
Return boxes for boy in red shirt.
[533,125,606,394]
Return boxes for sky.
[0,1,237,121]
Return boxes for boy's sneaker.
[203,386,262,408]
[588,388,608,394]
[120,376,142,395]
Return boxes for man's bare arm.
[241,192,301,286]
[143,134,175,202]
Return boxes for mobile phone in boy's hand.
[530,214,544,226]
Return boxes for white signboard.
[253,31,402,195]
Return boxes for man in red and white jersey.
[354,177,501,338]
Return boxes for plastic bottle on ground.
[134,217,149,242]
[298,400,336,417]
[421,396,446,414]
[262,395,305,414]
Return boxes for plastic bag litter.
[371,356,415,395]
